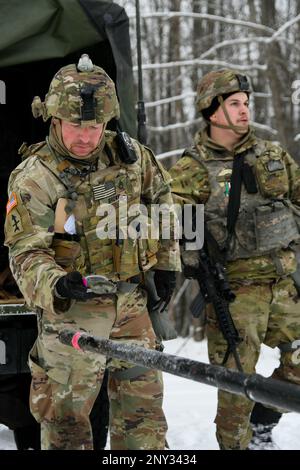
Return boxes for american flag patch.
[92,182,117,201]
[6,192,18,214]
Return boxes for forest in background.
[117,1,300,336]
[119,0,300,164]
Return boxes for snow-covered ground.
[164,337,300,450]
[1,337,300,450]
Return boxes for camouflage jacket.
[5,131,180,313]
[170,128,300,281]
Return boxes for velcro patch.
[6,192,18,214]
[5,208,24,240]
[267,159,284,172]
[4,199,35,246]
[92,182,117,201]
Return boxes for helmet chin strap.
[209,96,249,135]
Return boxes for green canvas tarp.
[0,0,136,264]
[0,0,136,135]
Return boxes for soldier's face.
[61,120,105,157]
[210,92,250,133]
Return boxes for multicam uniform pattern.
[170,128,300,450]
[5,129,180,450]
[31,63,120,125]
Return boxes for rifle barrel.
[59,329,300,414]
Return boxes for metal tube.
[59,329,300,414]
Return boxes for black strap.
[242,163,258,194]
[80,84,97,122]
[225,152,259,253]
[185,146,256,257]
[227,152,245,236]
[53,233,80,242]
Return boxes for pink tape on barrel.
[71,332,82,351]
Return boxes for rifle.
[135,0,147,145]
[190,242,243,372]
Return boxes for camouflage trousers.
[206,276,300,450]
[28,284,167,450]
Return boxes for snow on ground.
[1,336,300,450]
[164,337,300,450]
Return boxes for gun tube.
[59,329,300,414]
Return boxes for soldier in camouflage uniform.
[4,55,180,450]
[170,69,300,450]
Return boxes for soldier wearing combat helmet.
[5,55,180,450]
[170,68,300,450]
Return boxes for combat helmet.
[32,54,120,126]
[196,69,251,114]
[196,69,251,134]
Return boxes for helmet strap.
[209,96,249,135]
[80,84,98,123]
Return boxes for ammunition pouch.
[138,236,159,271]
[255,151,289,198]
[134,213,159,272]
[254,201,300,254]
[291,248,300,296]
[80,209,159,280]
[110,365,150,381]
[52,235,84,273]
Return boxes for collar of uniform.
[194,127,257,159]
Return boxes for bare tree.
[121,0,300,163]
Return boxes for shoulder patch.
[4,196,35,246]
[6,192,18,214]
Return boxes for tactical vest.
[21,138,159,280]
[185,140,300,261]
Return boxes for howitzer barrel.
[59,329,300,413]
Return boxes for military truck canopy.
[0,0,136,284]
[0,0,135,134]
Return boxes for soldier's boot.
[248,403,282,450]
[90,370,109,450]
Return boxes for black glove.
[55,271,97,301]
[183,264,199,279]
[154,270,176,306]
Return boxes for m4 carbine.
[190,248,243,372]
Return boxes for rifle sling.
[225,151,246,251]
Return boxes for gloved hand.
[183,264,199,279]
[55,271,98,301]
[154,270,176,306]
